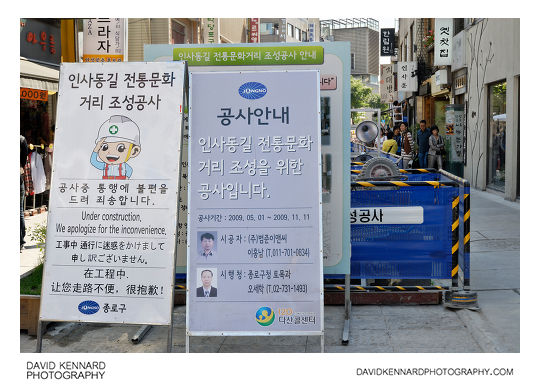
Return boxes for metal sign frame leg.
[35,320,43,353]
[132,325,152,344]
[342,274,351,345]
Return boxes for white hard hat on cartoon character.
[96,115,141,146]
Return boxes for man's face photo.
[201,236,214,253]
[201,270,213,288]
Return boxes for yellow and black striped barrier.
[352,181,458,188]
[463,191,471,290]
[451,195,460,291]
[324,284,447,292]
[350,164,438,174]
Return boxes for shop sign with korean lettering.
[380,64,394,103]
[249,18,260,43]
[445,104,465,160]
[203,18,220,44]
[308,23,315,42]
[39,61,186,325]
[187,70,323,334]
[434,19,453,66]
[380,28,395,56]
[20,88,48,102]
[397,61,418,92]
[20,19,61,65]
[82,19,125,62]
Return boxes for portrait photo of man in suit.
[196,269,217,298]
[198,232,217,260]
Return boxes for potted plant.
[20,223,46,336]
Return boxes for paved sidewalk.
[21,304,484,353]
[20,189,519,353]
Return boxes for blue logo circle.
[78,300,100,315]
[238,82,267,100]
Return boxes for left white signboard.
[39,61,186,325]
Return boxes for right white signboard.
[187,70,323,335]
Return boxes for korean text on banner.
[39,61,186,325]
[397,61,418,92]
[82,19,125,62]
[187,71,323,335]
[434,19,453,66]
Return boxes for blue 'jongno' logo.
[238,82,267,100]
[78,300,100,315]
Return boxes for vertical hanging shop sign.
[203,18,220,44]
[308,23,315,42]
[187,70,323,335]
[39,61,186,325]
[82,18,125,62]
[397,61,418,92]
[249,18,260,43]
[279,19,287,42]
[446,104,465,160]
[380,28,395,56]
[380,64,394,103]
[434,18,453,66]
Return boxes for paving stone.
[222,335,308,346]
[388,328,482,352]
[347,314,389,330]
[306,344,391,353]
[219,344,305,353]
[384,312,464,330]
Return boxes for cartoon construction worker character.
[90,115,141,179]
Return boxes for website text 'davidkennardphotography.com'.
[356,368,514,377]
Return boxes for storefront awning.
[20,58,59,92]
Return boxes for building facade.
[393,18,519,200]
[321,19,379,92]
[127,18,249,61]
[258,18,319,43]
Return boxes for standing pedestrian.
[428,125,444,170]
[416,120,430,168]
[393,126,402,155]
[399,122,415,168]
[20,135,28,251]
[382,130,398,154]
[375,128,387,149]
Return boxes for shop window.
[295,27,301,41]
[487,80,507,191]
[260,22,277,35]
[172,21,185,44]
[287,23,294,37]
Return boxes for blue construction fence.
[349,167,470,289]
